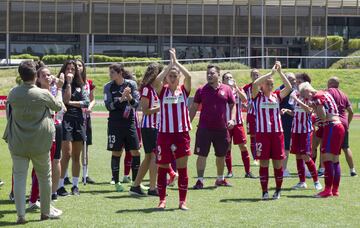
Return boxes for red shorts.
[246,114,256,135]
[255,132,285,160]
[315,126,324,138]
[321,122,345,155]
[156,132,191,164]
[229,124,247,145]
[290,132,312,155]
[50,141,56,161]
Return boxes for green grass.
[0,117,360,227]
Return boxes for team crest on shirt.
[170,144,177,152]
[220,91,225,96]
[76,87,81,93]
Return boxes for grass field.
[0,117,360,227]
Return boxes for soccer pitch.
[0,117,359,227]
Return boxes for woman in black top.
[57,60,89,196]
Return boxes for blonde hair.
[298,82,316,94]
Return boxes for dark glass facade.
[0,0,359,68]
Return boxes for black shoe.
[129,186,146,196]
[9,191,15,201]
[57,187,69,197]
[71,186,80,196]
[51,193,58,201]
[351,171,358,177]
[147,189,159,196]
[262,191,269,200]
[272,189,281,200]
[245,172,257,179]
[64,177,72,185]
[82,176,96,184]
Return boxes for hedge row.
[330,50,360,69]
[305,36,344,51]
[348,39,360,50]
[183,61,249,71]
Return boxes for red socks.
[241,150,251,174]
[30,169,39,204]
[259,166,269,192]
[305,159,319,182]
[324,161,334,190]
[157,167,168,201]
[333,162,341,192]
[177,168,188,203]
[225,150,232,173]
[296,159,306,183]
[274,168,283,190]
[124,151,132,176]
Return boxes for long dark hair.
[75,59,87,83]
[58,59,83,87]
[139,63,162,90]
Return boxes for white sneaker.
[28,201,41,210]
[262,191,269,200]
[49,206,63,219]
[110,180,115,185]
[253,160,259,166]
[283,169,291,178]
[292,182,307,190]
[314,181,323,191]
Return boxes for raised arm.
[252,67,276,99]
[172,49,191,93]
[276,62,292,99]
[235,85,247,103]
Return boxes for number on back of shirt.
[108,135,116,144]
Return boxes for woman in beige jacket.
[3,60,64,224]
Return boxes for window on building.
[92,2,108,34]
[125,3,140,34]
[141,3,156,34]
[109,1,124,34]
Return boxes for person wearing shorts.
[76,59,96,184]
[104,64,141,194]
[277,72,296,177]
[299,82,345,198]
[190,65,236,190]
[327,77,357,177]
[222,72,255,179]
[243,70,261,165]
[251,61,292,200]
[57,60,89,197]
[283,82,322,191]
[153,48,192,210]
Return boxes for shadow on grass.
[0,199,13,205]
[91,181,112,186]
[286,195,316,199]
[116,207,177,214]
[188,186,217,191]
[105,195,144,200]
[0,218,49,227]
[80,189,116,194]
[219,198,263,203]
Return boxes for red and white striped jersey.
[313,91,339,117]
[253,90,283,133]
[159,85,192,133]
[226,89,243,125]
[291,91,313,133]
[140,85,160,129]
[243,83,256,116]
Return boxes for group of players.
[3,48,357,212]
